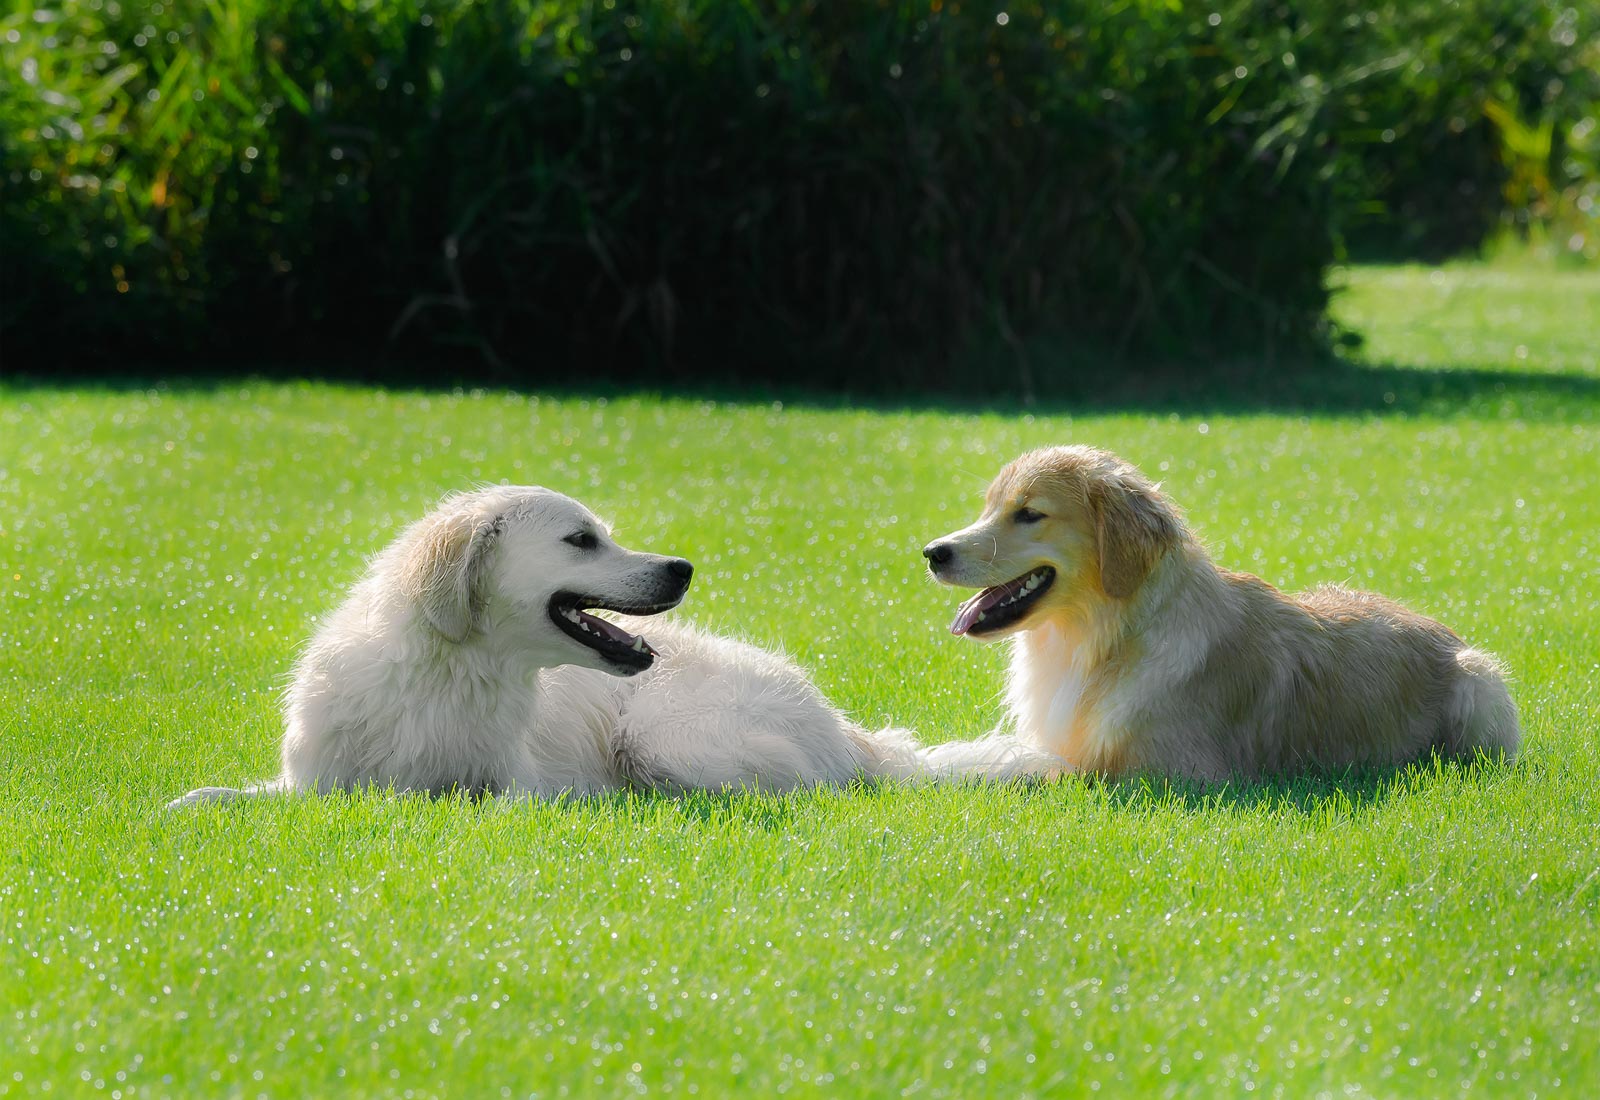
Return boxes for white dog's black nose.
[665,558,694,582]
[923,542,953,566]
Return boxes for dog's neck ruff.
[1005,540,1204,765]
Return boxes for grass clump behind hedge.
[1,1,1593,391]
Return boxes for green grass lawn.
[3,265,1597,1097]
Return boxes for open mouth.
[547,593,681,672]
[951,567,1056,637]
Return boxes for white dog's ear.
[1090,475,1180,600]
[400,508,503,642]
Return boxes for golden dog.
[922,446,1520,781]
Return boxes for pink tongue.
[950,581,1017,636]
[580,611,657,654]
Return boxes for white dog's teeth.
[563,608,580,623]
[632,636,647,652]
[1025,574,1042,591]
[976,611,987,622]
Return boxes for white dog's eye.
[563,530,600,550]
[1014,507,1045,524]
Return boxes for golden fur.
[923,446,1520,781]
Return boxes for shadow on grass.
[5,353,1598,421]
[1088,753,1516,816]
[755,355,1600,421]
[518,783,861,832]
[553,758,1517,829]
[658,789,822,831]
[1036,359,1600,420]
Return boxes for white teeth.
[563,608,580,623]
[976,611,987,622]
[632,636,647,652]
[1024,574,1042,591]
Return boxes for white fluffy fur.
[166,485,927,807]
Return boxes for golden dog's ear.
[400,508,502,642]
[1090,475,1180,600]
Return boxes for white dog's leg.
[612,703,833,793]
[918,731,1070,782]
[607,627,878,791]
[847,724,930,781]
[164,778,290,810]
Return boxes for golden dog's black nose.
[923,542,953,566]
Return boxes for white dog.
[167,485,927,806]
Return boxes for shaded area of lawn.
[8,266,1599,422]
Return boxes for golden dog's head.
[923,446,1184,639]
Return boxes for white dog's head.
[921,446,1183,640]
[384,485,692,675]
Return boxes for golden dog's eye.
[1014,507,1045,524]
[563,530,599,550]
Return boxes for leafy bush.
[1333,0,1600,261]
[1,1,1594,390]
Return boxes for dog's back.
[1086,573,1501,778]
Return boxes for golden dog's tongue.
[951,576,1027,636]
[950,568,1055,636]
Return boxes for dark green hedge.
[2,1,1594,390]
